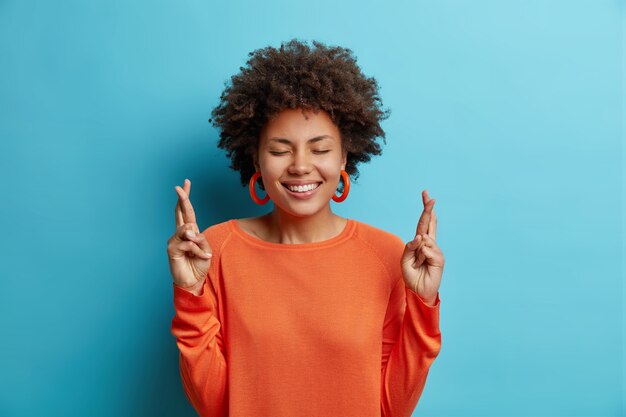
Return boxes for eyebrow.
[268,135,334,145]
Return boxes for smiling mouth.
[282,182,322,193]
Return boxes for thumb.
[401,237,420,264]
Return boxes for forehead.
[260,108,340,144]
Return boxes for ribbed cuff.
[405,286,441,341]
[173,281,213,312]
[406,286,440,308]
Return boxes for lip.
[281,181,322,186]
[282,182,322,199]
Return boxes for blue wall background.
[1,1,623,416]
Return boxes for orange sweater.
[171,218,441,417]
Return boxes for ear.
[341,149,347,171]
[253,136,263,172]
[252,147,260,172]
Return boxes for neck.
[263,206,345,244]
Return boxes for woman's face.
[254,107,347,218]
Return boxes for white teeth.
[286,183,319,192]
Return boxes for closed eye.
[270,150,330,155]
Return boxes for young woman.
[167,39,444,417]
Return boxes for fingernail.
[204,252,212,258]
[186,230,195,238]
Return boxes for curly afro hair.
[208,38,390,192]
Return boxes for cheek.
[319,158,343,177]
[258,160,285,184]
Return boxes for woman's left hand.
[400,190,444,306]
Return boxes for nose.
[287,149,312,175]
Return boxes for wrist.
[418,292,438,306]
[422,297,437,306]
[175,280,204,296]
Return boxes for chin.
[275,201,330,218]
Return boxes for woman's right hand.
[167,179,213,291]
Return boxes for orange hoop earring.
[332,169,350,203]
[249,171,270,205]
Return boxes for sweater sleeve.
[380,275,442,417]
[171,266,228,417]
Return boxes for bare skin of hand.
[400,190,445,306]
[166,179,212,294]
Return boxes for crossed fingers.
[415,190,437,240]
[175,179,199,234]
